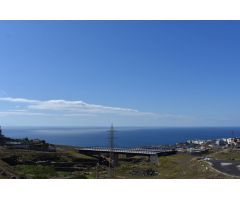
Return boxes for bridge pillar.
[149,155,159,166]
[119,154,127,159]
[113,154,119,166]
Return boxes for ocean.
[2,127,240,147]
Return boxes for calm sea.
[2,127,240,148]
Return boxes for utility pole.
[108,124,115,178]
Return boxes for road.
[209,160,240,177]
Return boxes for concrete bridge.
[77,147,176,165]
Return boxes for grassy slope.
[114,154,229,179]
[211,149,240,160]
[0,146,235,179]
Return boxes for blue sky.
[0,21,240,126]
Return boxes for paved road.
[209,160,240,177]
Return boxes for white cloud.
[0,97,39,104]
[28,99,139,113]
[0,97,203,126]
[0,97,154,116]
[0,111,47,117]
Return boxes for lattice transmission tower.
[108,124,115,178]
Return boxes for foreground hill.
[0,145,237,179]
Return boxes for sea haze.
[3,127,240,148]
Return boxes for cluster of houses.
[187,137,240,149]
[173,137,240,155]
[0,126,56,152]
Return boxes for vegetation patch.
[15,165,58,179]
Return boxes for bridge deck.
[77,147,175,156]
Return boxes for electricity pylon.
[108,124,115,178]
